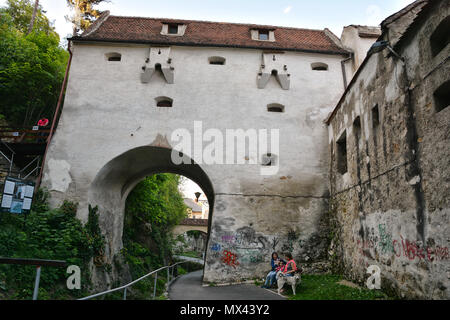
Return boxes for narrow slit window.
[372,104,380,128]
[353,116,361,140]
[311,62,328,71]
[433,80,450,112]
[267,103,285,113]
[336,131,347,174]
[106,52,121,62]
[156,97,173,107]
[208,56,226,65]
[430,16,450,57]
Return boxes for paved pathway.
[169,270,285,300]
[174,255,204,264]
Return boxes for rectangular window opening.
[336,132,347,175]
[259,30,269,41]
[434,80,450,112]
[353,116,361,140]
[168,24,179,34]
[372,105,380,128]
[108,56,121,62]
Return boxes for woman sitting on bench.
[261,252,285,288]
[280,252,297,276]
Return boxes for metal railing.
[0,126,50,144]
[0,257,67,300]
[0,139,15,174]
[78,261,188,300]
[18,155,41,179]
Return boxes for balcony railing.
[0,126,50,144]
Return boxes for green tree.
[66,0,109,35]
[3,0,55,35]
[123,174,187,278]
[0,2,68,126]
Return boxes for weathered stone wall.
[203,194,330,283]
[327,1,449,299]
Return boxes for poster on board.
[1,177,35,214]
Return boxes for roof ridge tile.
[74,15,349,55]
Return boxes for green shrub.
[122,173,188,299]
[0,192,104,300]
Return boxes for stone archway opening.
[88,146,214,281]
[174,229,209,259]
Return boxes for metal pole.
[153,272,157,299]
[167,267,170,284]
[9,153,14,175]
[32,266,41,300]
[123,287,127,300]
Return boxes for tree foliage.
[2,0,54,34]
[122,174,187,284]
[66,0,108,35]
[125,174,187,228]
[0,0,68,125]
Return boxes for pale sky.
[179,177,208,202]
[0,0,415,42]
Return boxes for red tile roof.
[72,12,348,55]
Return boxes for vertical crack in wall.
[404,86,426,242]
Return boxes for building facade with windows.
[327,0,449,299]
[42,12,356,287]
[41,0,448,298]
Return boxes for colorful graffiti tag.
[221,250,240,268]
[210,226,305,269]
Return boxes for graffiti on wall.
[221,250,240,268]
[355,224,449,265]
[209,226,304,269]
[378,224,394,254]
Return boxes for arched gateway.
[88,146,214,262]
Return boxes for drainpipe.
[340,52,353,89]
[36,40,73,189]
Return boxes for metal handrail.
[18,156,41,179]
[0,257,67,300]
[0,139,16,155]
[0,139,15,174]
[78,261,188,300]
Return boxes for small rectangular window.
[168,24,178,34]
[430,16,450,57]
[259,30,269,41]
[106,52,121,62]
[434,80,450,112]
[156,96,173,107]
[208,56,226,65]
[267,103,284,113]
[311,62,328,71]
[353,116,361,141]
[336,131,347,175]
